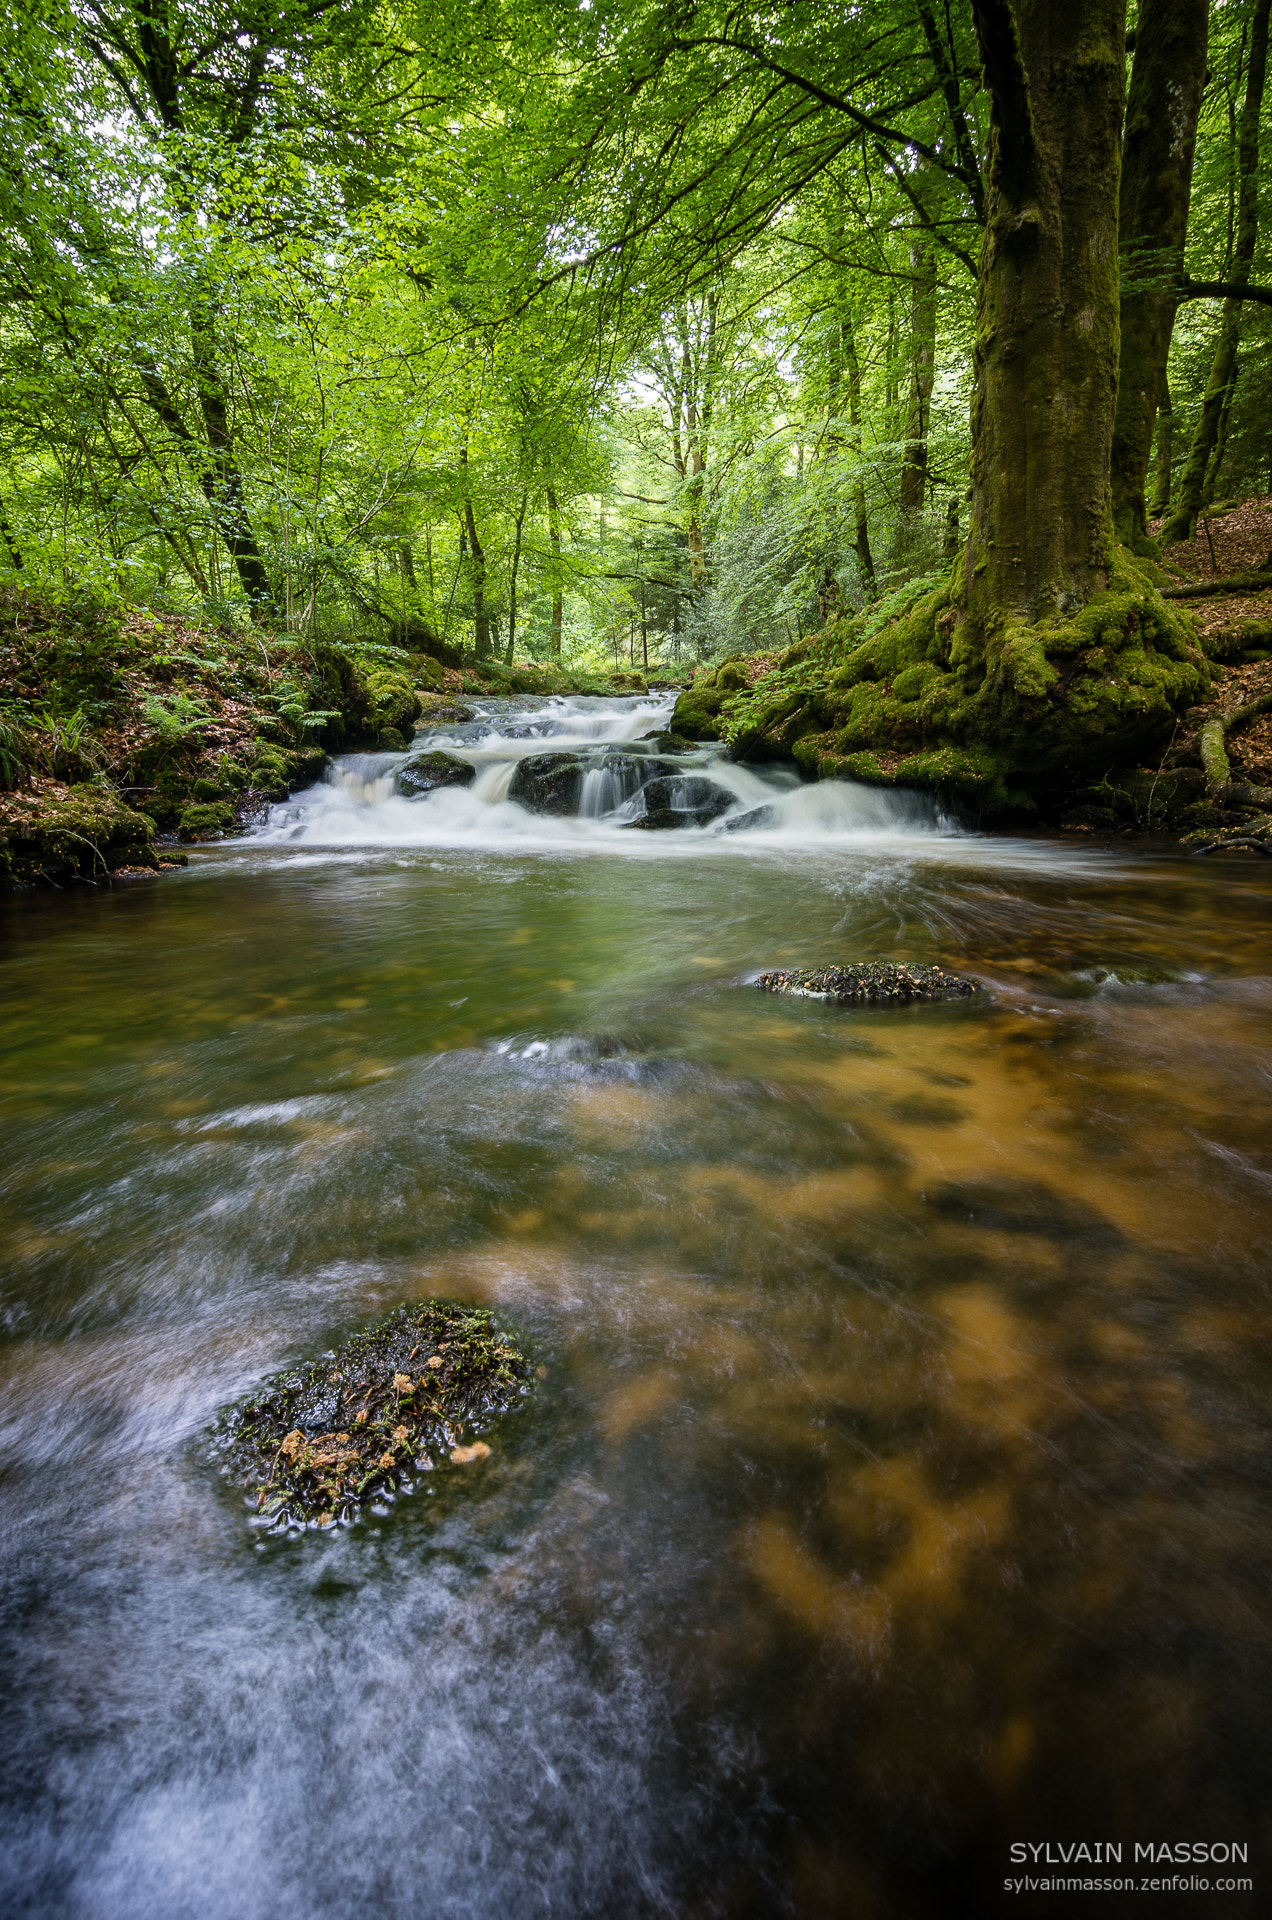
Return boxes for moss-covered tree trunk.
[964,0,1125,623]
[1108,0,1209,547]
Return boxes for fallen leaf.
[281,1430,304,1459]
[450,1442,491,1465]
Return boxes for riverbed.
[2,695,1270,1917]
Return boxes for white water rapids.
[251,691,947,853]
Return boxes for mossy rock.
[395,750,476,798]
[0,784,157,887]
[361,665,422,739]
[670,682,728,740]
[212,1300,532,1532]
[756,962,980,1005]
[178,799,235,841]
[416,692,475,724]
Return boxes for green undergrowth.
[673,552,1211,820]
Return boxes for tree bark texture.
[965,0,1126,622]
[1164,0,1270,543]
[1109,0,1209,544]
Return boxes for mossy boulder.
[508,752,585,814]
[361,665,421,740]
[212,1300,532,1533]
[0,783,157,886]
[395,750,476,798]
[725,550,1209,817]
[178,799,235,841]
[671,677,729,740]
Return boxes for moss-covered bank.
[675,555,1213,822]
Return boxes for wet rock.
[756,962,979,1005]
[415,693,475,725]
[639,775,734,821]
[395,751,476,798]
[721,804,777,833]
[212,1301,531,1532]
[627,806,717,830]
[509,752,585,814]
[639,730,695,753]
[378,727,409,752]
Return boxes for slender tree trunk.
[1203,356,1241,506]
[842,310,877,592]
[964,0,1126,623]
[1109,0,1209,545]
[1164,0,1270,543]
[1149,385,1174,515]
[459,445,491,658]
[898,239,937,517]
[546,484,564,659]
[507,488,528,664]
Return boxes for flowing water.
[2,694,1271,1918]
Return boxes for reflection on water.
[1,698,1271,1917]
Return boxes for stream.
[2,693,1271,1917]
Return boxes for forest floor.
[1155,497,1272,807]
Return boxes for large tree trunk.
[1164,0,1271,544]
[964,0,1126,622]
[1108,0,1209,546]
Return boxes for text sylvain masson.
[1008,1842,1249,1866]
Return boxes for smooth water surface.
[2,697,1271,1917]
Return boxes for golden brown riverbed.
[1,793,1270,1917]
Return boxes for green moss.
[361,665,421,738]
[724,546,1210,813]
[0,784,157,887]
[178,799,235,841]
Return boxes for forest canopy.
[1,0,1269,672]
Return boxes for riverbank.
[671,497,1272,854]
[0,589,679,889]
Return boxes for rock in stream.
[212,1302,532,1531]
[756,962,979,1005]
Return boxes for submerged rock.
[395,750,476,798]
[213,1301,531,1531]
[509,751,585,814]
[756,962,979,1005]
